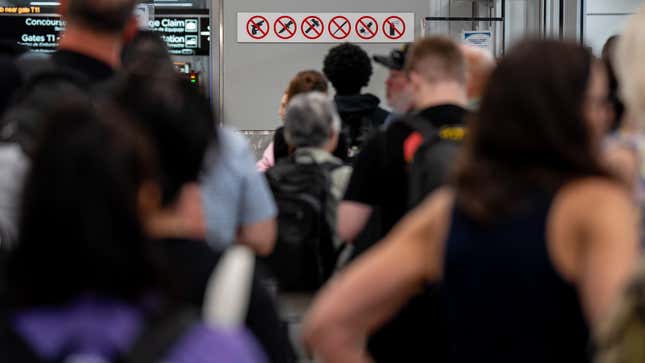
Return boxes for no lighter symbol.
[356,15,378,40]
[383,16,405,40]
[301,15,324,39]
[274,15,296,39]
[328,15,350,40]
[246,15,269,39]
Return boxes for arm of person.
[256,142,275,172]
[604,142,638,192]
[552,179,640,329]
[339,134,386,242]
[237,217,277,256]
[337,201,373,242]
[238,157,278,256]
[574,180,640,327]
[303,189,454,363]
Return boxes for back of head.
[616,6,645,130]
[8,100,158,306]
[111,72,216,206]
[405,37,466,86]
[121,30,175,74]
[285,70,328,102]
[65,0,137,34]
[323,43,372,95]
[455,39,607,221]
[284,92,341,149]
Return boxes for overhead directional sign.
[237,13,414,43]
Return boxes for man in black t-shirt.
[339,37,469,246]
[337,37,469,362]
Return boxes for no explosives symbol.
[247,15,269,40]
[356,15,378,40]
[274,15,297,40]
[301,15,324,40]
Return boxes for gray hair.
[284,92,341,148]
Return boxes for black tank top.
[442,194,590,363]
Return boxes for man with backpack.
[337,36,469,362]
[263,92,351,292]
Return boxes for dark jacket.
[334,93,389,158]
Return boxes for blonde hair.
[616,5,645,130]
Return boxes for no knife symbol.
[275,15,297,39]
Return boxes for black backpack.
[340,111,380,160]
[263,156,341,292]
[1,56,91,157]
[405,117,465,208]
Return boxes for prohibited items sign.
[301,15,324,39]
[356,15,378,40]
[383,16,406,40]
[274,15,297,39]
[238,13,413,43]
[246,15,269,39]
[328,15,351,40]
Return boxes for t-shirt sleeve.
[239,140,277,225]
[343,133,385,205]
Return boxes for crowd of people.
[2,0,645,362]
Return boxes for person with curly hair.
[323,43,389,158]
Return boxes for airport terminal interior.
[0,0,644,362]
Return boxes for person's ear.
[123,16,139,43]
[138,180,162,221]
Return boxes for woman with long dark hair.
[0,101,266,362]
[303,39,639,363]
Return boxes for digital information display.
[0,10,210,55]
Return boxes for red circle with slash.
[383,15,406,40]
[274,15,297,39]
[246,15,269,39]
[301,15,324,40]
[356,15,378,40]
[328,15,351,40]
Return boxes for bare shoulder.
[555,177,633,215]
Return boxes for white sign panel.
[462,30,492,51]
[237,13,414,43]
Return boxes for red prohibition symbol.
[383,16,406,40]
[274,15,297,39]
[301,15,324,40]
[328,15,351,40]
[246,15,269,39]
[356,15,378,40]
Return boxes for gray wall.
[584,0,644,54]
[221,0,431,130]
